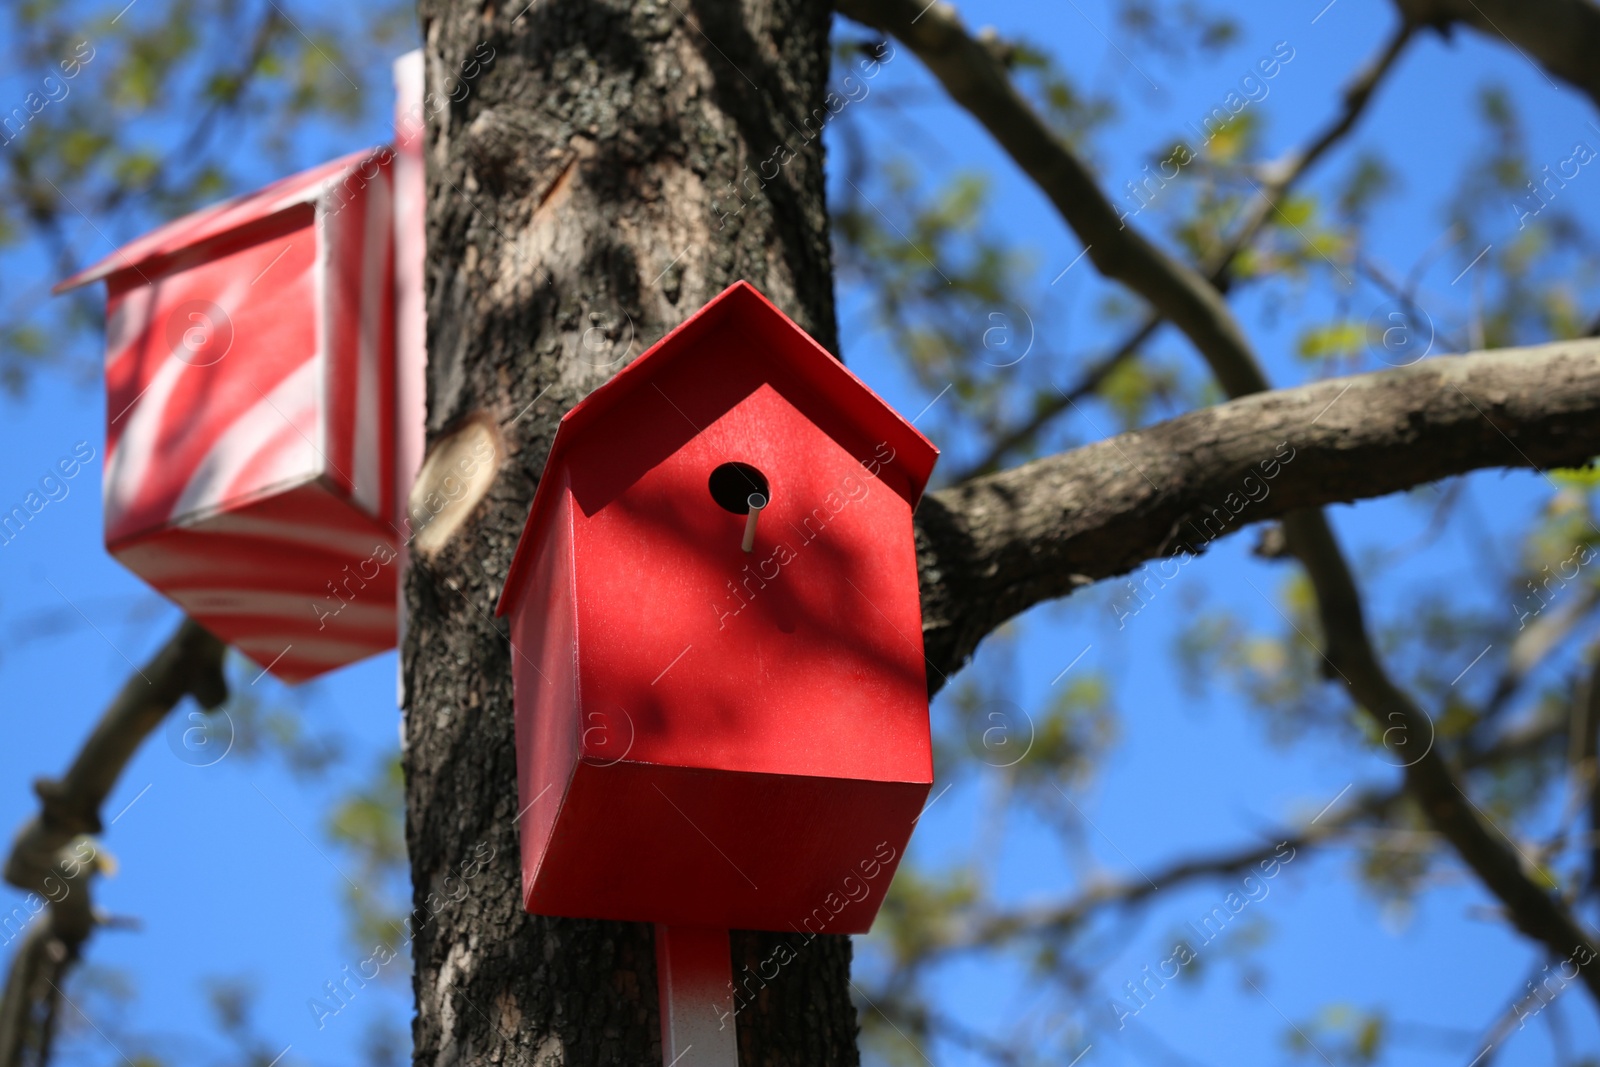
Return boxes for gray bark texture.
[405,0,860,1064]
[917,337,1600,688]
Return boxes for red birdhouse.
[56,148,399,683]
[496,281,939,933]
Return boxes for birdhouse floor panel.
[523,758,927,933]
[109,478,398,684]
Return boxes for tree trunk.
[403,1,859,1064]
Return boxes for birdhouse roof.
[53,147,388,293]
[495,280,939,617]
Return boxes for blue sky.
[2,0,1598,1065]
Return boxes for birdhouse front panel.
[59,148,399,683]
[499,282,940,933]
[569,377,930,784]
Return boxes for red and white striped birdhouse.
[56,148,399,683]
[496,281,939,934]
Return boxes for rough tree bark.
[404,1,860,1064]
[918,337,1600,685]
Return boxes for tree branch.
[917,337,1600,681]
[911,698,1573,975]
[949,794,1384,957]
[1575,653,1600,898]
[950,316,1157,484]
[1393,0,1600,111]
[1277,507,1600,998]
[946,20,1416,483]
[1484,586,1599,724]
[0,619,226,1067]
[836,0,1271,397]
[918,335,1600,997]
[854,0,1600,1005]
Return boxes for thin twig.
[948,23,1412,482]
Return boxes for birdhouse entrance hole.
[708,462,769,514]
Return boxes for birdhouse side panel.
[509,479,583,903]
[569,379,932,786]
[317,159,395,524]
[103,204,324,544]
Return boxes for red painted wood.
[392,50,428,707]
[499,281,938,933]
[59,149,400,683]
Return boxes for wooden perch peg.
[741,493,767,553]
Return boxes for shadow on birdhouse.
[56,148,399,683]
[497,281,940,933]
